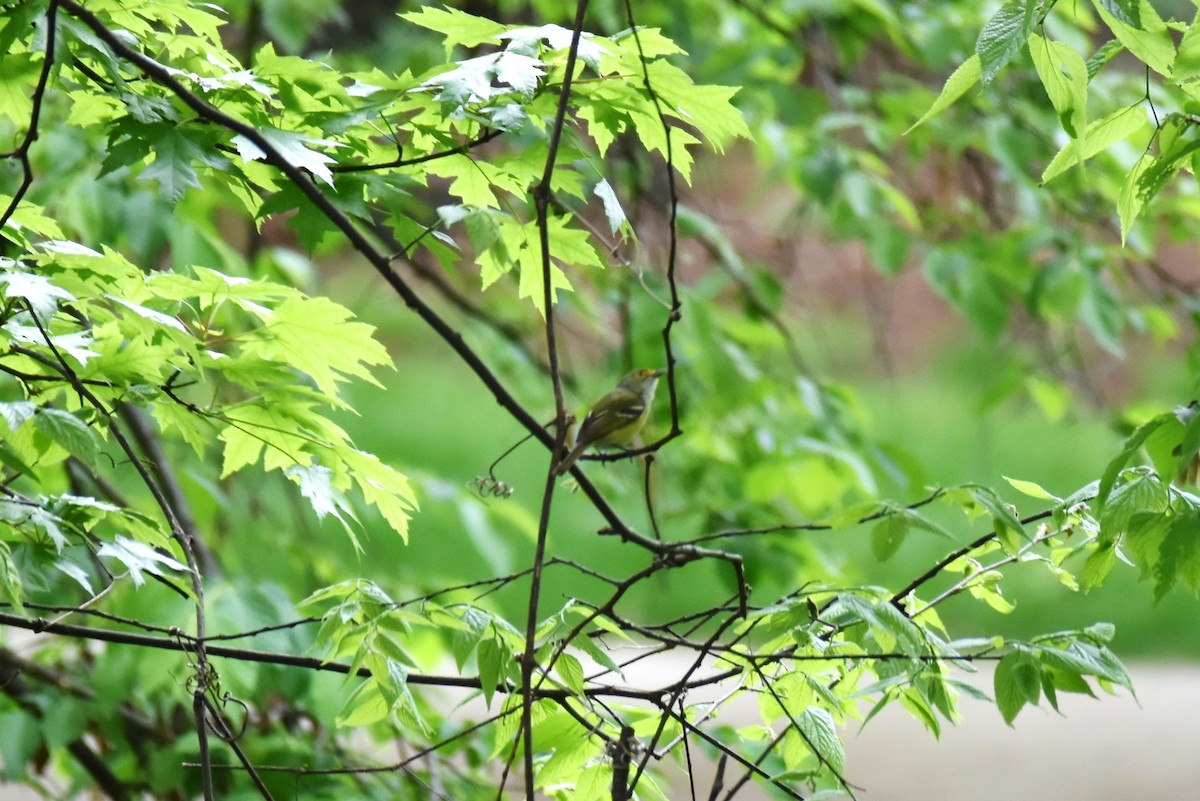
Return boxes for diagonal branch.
[55,0,646,553]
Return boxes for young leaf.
[1097,0,1140,28]
[994,649,1041,724]
[871,513,909,561]
[1093,0,1174,76]
[1028,34,1088,141]
[798,706,845,774]
[976,0,1041,85]
[594,179,630,238]
[906,55,981,133]
[1003,475,1060,502]
[96,536,188,587]
[34,409,102,468]
[1041,103,1149,183]
[0,271,74,319]
[1097,413,1173,507]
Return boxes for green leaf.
[1082,539,1119,590]
[1137,130,1200,213]
[246,295,391,396]
[0,271,75,319]
[1033,637,1133,691]
[1093,0,1174,76]
[1173,13,1200,85]
[976,0,1041,85]
[1028,34,1088,141]
[1086,39,1125,78]
[1097,413,1173,507]
[336,678,389,727]
[642,60,750,153]
[0,53,38,126]
[1098,0,1141,28]
[837,595,924,656]
[1042,103,1149,183]
[798,706,844,774]
[553,651,585,696]
[34,408,102,468]
[95,535,188,588]
[1003,476,1059,501]
[906,55,981,132]
[0,541,24,614]
[1118,153,1154,241]
[1155,512,1200,599]
[871,513,909,561]
[342,448,416,542]
[137,125,213,202]
[968,486,1027,550]
[994,649,1041,724]
[477,636,504,708]
[400,7,508,52]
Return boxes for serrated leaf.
[336,679,389,727]
[553,652,585,695]
[1085,39,1124,80]
[968,486,1028,549]
[34,409,102,467]
[594,179,629,237]
[1118,153,1153,241]
[977,0,1041,85]
[1098,413,1173,507]
[0,542,24,614]
[798,707,844,774]
[96,535,188,587]
[1042,103,1149,183]
[1098,0,1140,27]
[1033,638,1132,690]
[994,650,1041,724]
[400,7,508,51]
[1028,34,1088,141]
[138,126,207,201]
[1093,0,1173,76]
[0,271,74,319]
[907,54,981,132]
[342,448,415,542]
[642,60,750,153]
[247,296,391,396]
[233,129,342,186]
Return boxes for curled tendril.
[207,692,250,742]
[471,474,514,499]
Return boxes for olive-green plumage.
[553,368,664,475]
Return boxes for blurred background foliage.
[61,0,1189,658]
[265,0,1195,648]
[6,0,1200,796]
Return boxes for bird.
[553,368,665,475]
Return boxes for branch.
[0,659,131,801]
[0,0,60,234]
[522,1,591,796]
[55,0,645,552]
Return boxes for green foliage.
[1,0,1199,800]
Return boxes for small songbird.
[553,368,665,475]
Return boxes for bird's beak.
[652,369,666,378]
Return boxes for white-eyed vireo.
[553,368,665,475]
